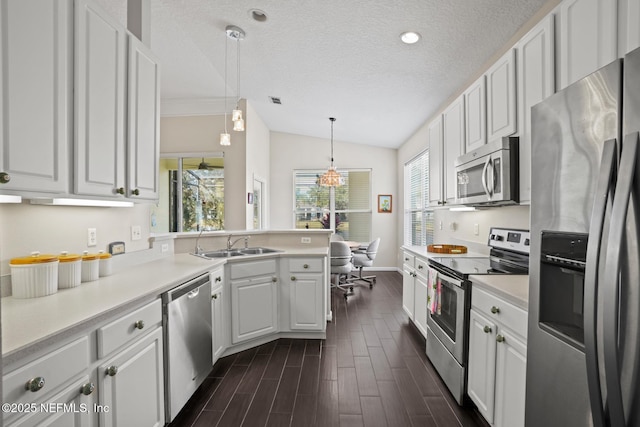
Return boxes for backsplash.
[432,205,530,254]
[0,202,153,295]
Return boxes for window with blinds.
[404,151,434,246]
[294,169,372,242]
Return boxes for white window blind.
[404,151,434,246]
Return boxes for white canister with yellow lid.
[98,251,113,277]
[10,252,59,298]
[81,251,100,282]
[58,251,82,288]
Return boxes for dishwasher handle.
[163,273,210,303]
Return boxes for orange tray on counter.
[427,244,468,254]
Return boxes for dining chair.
[330,241,354,299]
[348,237,380,289]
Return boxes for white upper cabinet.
[517,15,555,204]
[74,0,127,198]
[486,49,517,141]
[443,95,465,203]
[127,35,160,200]
[619,0,640,55]
[464,76,487,152]
[428,115,444,206]
[0,0,71,194]
[558,0,617,89]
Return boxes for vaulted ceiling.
[97,0,550,148]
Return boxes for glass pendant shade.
[232,108,243,122]
[220,132,231,146]
[233,117,245,131]
[319,166,344,187]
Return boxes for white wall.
[245,101,271,229]
[270,131,397,269]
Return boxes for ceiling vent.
[269,96,282,105]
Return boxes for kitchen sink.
[238,247,281,255]
[193,249,245,258]
[191,247,281,259]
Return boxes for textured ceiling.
[97,0,549,148]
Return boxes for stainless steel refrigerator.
[526,49,640,426]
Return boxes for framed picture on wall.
[378,195,392,213]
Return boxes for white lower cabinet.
[401,251,429,338]
[230,259,279,344]
[98,328,164,427]
[3,299,164,427]
[468,286,527,427]
[286,257,325,331]
[210,268,226,364]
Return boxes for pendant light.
[219,26,231,146]
[319,117,344,187]
[227,25,245,132]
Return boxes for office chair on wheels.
[348,238,380,289]
[330,241,354,300]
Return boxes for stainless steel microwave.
[454,137,519,206]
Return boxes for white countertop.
[402,245,488,259]
[2,247,328,362]
[469,274,529,310]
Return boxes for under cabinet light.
[30,198,134,207]
[0,195,22,203]
[449,206,477,212]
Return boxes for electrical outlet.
[439,221,443,230]
[87,228,97,247]
[161,243,169,253]
[474,223,480,236]
[131,225,142,241]
[301,237,311,244]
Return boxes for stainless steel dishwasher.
[163,273,212,422]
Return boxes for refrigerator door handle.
[584,138,618,427]
[603,132,639,427]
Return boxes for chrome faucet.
[194,228,205,255]
[227,234,250,250]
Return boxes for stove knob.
[524,238,530,246]
[491,234,503,241]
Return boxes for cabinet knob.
[491,306,500,314]
[483,325,492,334]
[405,257,409,261]
[80,382,95,396]
[132,189,140,196]
[291,276,296,281]
[215,276,222,282]
[272,277,277,282]
[0,172,11,184]
[303,264,309,269]
[418,265,423,269]
[212,293,218,300]
[25,377,45,392]
[496,335,505,343]
[116,187,125,195]
[134,320,145,330]
[106,365,118,376]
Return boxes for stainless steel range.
[426,227,530,404]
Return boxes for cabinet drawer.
[230,259,277,279]
[3,337,90,408]
[289,257,323,273]
[97,299,161,358]
[403,252,415,268]
[472,287,527,338]
[415,257,429,278]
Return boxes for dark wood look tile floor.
[168,271,487,427]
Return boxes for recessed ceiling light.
[400,31,421,44]
[249,9,268,22]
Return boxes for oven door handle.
[435,271,464,289]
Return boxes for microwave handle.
[481,157,491,197]
[488,158,496,196]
